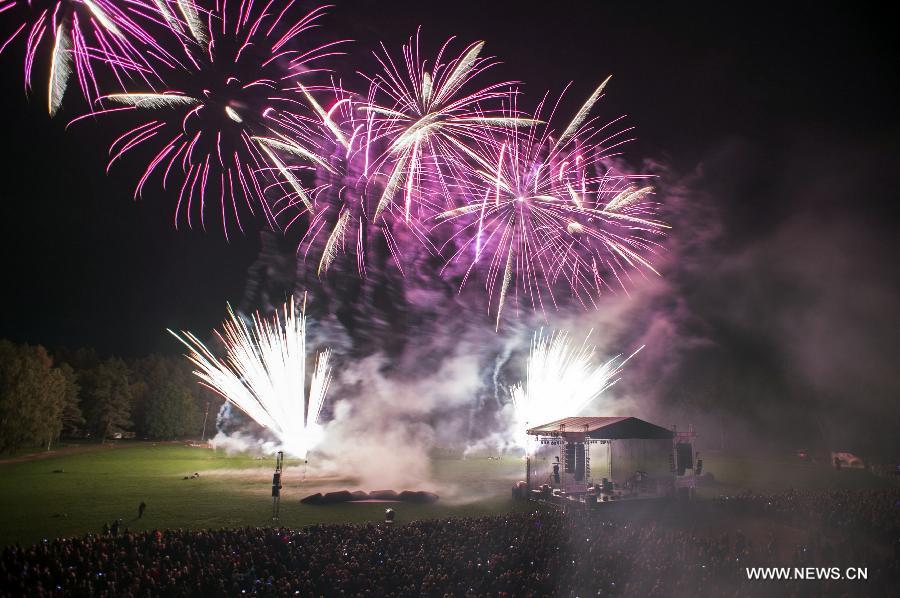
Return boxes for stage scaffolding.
[525,416,676,502]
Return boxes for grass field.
[0,443,529,546]
[0,443,891,547]
[696,452,893,497]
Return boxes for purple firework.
[84,1,344,238]
[436,80,668,328]
[359,33,536,224]
[0,0,179,115]
[268,35,537,278]
[279,82,437,278]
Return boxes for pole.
[272,451,284,522]
[608,440,613,484]
[200,401,210,442]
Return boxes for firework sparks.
[83,1,344,237]
[170,297,331,459]
[436,81,668,328]
[360,34,536,223]
[510,329,643,451]
[3,3,670,327]
[271,83,430,278]
[0,0,178,115]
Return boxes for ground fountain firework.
[510,329,643,451]
[170,296,331,459]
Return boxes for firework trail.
[170,297,331,459]
[436,81,668,328]
[278,35,537,278]
[273,82,430,278]
[0,0,179,115]
[82,1,344,237]
[510,329,643,451]
[360,33,536,224]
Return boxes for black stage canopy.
[527,417,674,440]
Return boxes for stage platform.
[528,492,674,517]
[526,487,673,512]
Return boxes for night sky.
[0,1,897,449]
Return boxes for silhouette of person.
[138,501,146,519]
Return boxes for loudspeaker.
[564,443,576,473]
[695,458,703,476]
[574,443,585,481]
[676,443,693,475]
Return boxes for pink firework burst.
[274,82,430,278]
[436,79,668,328]
[359,33,536,224]
[81,1,345,238]
[0,0,179,115]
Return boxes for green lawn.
[0,443,528,546]
[697,452,893,497]
[0,444,891,547]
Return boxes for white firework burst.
[170,297,331,459]
[510,329,642,451]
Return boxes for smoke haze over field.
[213,128,898,474]
[611,137,900,456]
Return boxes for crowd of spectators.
[715,488,900,543]
[1,489,897,597]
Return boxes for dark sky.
[1,0,897,357]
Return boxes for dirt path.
[0,441,187,466]
[0,443,126,466]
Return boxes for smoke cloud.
[214,132,899,485]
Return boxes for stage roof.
[526,416,674,440]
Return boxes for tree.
[32,345,67,450]
[54,346,101,372]
[0,340,66,452]
[57,363,84,437]
[80,358,132,441]
[130,354,202,439]
[142,381,199,439]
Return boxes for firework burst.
[84,1,344,237]
[2,3,673,331]
[437,80,668,328]
[360,33,536,224]
[275,82,435,278]
[0,0,178,115]
[170,297,331,459]
[510,329,642,451]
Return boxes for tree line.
[0,340,220,453]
